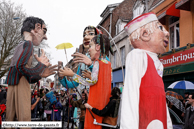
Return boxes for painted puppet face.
[32,24,47,46]
[88,40,100,61]
[83,28,95,48]
[148,21,169,54]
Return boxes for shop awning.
[163,62,194,76]
[176,0,191,11]
[158,3,180,24]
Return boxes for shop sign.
[160,47,194,67]
[163,62,194,76]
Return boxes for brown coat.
[70,99,86,122]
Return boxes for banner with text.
[160,47,194,67]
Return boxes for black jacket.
[92,96,120,117]
[0,91,6,104]
[184,106,194,129]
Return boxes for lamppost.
[13,17,20,20]
[97,25,125,84]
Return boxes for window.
[113,51,117,68]
[115,82,123,88]
[108,25,111,39]
[169,16,180,50]
[3,79,5,84]
[120,46,125,66]
[116,19,127,35]
[133,1,145,19]
[109,25,111,34]
[116,20,121,35]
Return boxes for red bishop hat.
[124,12,158,36]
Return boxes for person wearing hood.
[50,95,62,121]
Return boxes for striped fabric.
[5,40,46,85]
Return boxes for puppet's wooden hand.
[35,49,50,67]
[59,67,75,77]
[40,64,57,77]
[82,70,91,80]
[72,52,92,66]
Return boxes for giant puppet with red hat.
[120,12,172,129]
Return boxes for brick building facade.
[98,0,136,88]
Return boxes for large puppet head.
[83,26,102,49]
[89,34,113,61]
[125,12,169,54]
[21,17,47,46]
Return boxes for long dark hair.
[92,34,113,56]
[111,87,121,98]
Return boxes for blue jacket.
[50,101,62,121]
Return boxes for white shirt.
[120,49,172,129]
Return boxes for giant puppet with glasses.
[5,17,57,123]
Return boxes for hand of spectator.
[181,112,184,117]
[84,89,88,97]
[59,67,74,77]
[84,89,87,94]
[35,49,50,67]
[72,52,92,66]
[84,103,93,110]
[82,70,91,79]
[66,92,69,96]
[40,64,58,77]
[37,97,40,101]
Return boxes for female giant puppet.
[59,34,113,129]
[59,26,103,89]
[120,12,172,129]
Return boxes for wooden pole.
[64,48,68,63]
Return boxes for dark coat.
[31,98,43,118]
[0,91,6,104]
[184,106,194,129]
[92,96,120,117]
[70,99,86,122]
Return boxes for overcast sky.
[11,0,123,80]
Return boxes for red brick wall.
[111,0,135,37]
[99,0,135,37]
[100,16,111,37]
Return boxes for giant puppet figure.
[59,26,103,89]
[5,17,56,123]
[59,34,113,129]
[120,12,172,129]
[59,26,103,129]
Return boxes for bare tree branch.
[0,0,26,78]
[0,1,51,79]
